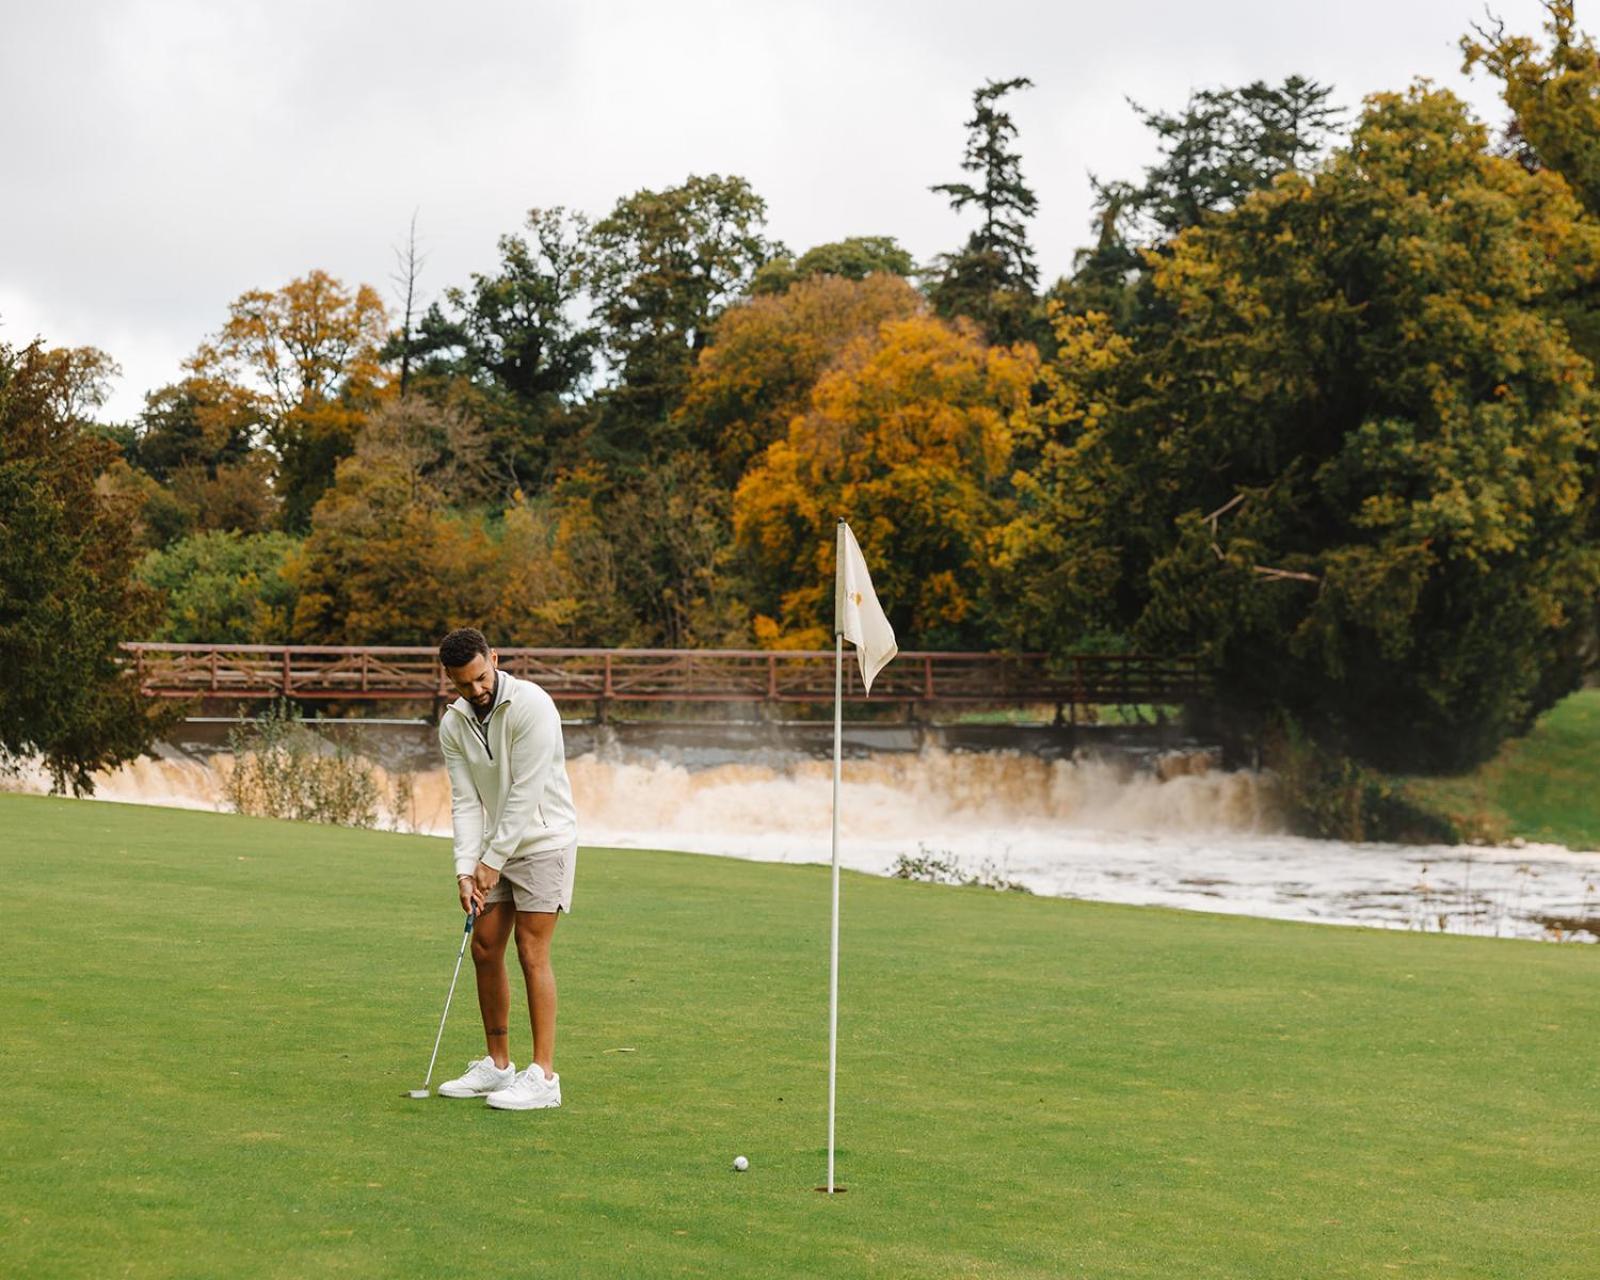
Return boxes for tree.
[117,378,276,546]
[676,272,926,484]
[1002,86,1600,772]
[606,452,748,647]
[32,346,121,424]
[734,314,1038,648]
[499,467,641,647]
[352,395,503,510]
[1053,77,1344,326]
[192,271,388,530]
[0,340,178,793]
[127,379,261,483]
[584,174,781,457]
[414,208,596,407]
[399,209,597,487]
[750,236,917,296]
[928,77,1040,341]
[1462,1,1600,364]
[1463,2,1600,216]
[389,210,428,399]
[286,410,499,644]
[138,529,300,643]
[1124,76,1344,239]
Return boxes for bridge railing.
[120,643,1206,708]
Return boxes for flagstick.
[827,624,842,1194]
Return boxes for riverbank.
[1402,689,1600,851]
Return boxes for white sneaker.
[486,1066,561,1110]
[437,1056,516,1098]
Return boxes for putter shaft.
[417,911,475,1092]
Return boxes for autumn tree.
[192,270,388,530]
[735,314,1038,648]
[1463,1,1600,363]
[1464,2,1600,213]
[928,77,1040,343]
[0,340,177,792]
[605,452,748,647]
[486,486,636,647]
[676,272,926,484]
[113,378,276,546]
[286,425,492,644]
[1000,86,1600,773]
[584,174,781,459]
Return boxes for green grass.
[1404,688,1600,851]
[1,793,1596,1279]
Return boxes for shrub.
[224,701,379,828]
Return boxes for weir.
[8,717,1594,943]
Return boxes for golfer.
[433,627,578,1110]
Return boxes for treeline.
[5,3,1600,809]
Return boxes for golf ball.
[732,1156,749,1172]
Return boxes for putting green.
[1,792,1595,1278]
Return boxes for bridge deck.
[121,644,1206,709]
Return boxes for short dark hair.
[439,627,491,669]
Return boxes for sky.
[0,0,1557,421]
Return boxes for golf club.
[403,908,475,1099]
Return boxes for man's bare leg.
[470,901,515,1068]
[514,910,559,1078]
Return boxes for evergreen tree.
[928,77,1040,342]
[1054,76,1344,324]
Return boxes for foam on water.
[6,743,1595,941]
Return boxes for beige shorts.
[484,841,577,914]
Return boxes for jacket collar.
[448,668,508,723]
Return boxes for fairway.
[2,794,1596,1278]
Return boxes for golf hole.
[813,1186,849,1194]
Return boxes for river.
[6,718,1595,942]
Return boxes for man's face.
[445,650,498,709]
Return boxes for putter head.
[404,1089,430,1099]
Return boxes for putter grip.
[464,909,475,932]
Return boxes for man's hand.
[458,874,484,916]
[473,861,501,903]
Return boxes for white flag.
[835,521,897,693]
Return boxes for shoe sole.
[485,1096,562,1111]
[437,1084,511,1098]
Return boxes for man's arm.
[479,692,561,871]
[439,719,486,880]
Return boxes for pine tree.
[929,77,1040,341]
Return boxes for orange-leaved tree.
[733,314,1038,649]
[676,272,925,486]
[191,270,388,530]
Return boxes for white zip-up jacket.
[439,670,578,878]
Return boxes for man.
[433,627,578,1111]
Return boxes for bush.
[1268,719,1460,845]
[224,701,379,827]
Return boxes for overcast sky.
[1,0,1555,421]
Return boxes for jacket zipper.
[455,677,505,761]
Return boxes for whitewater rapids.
[6,741,1595,942]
